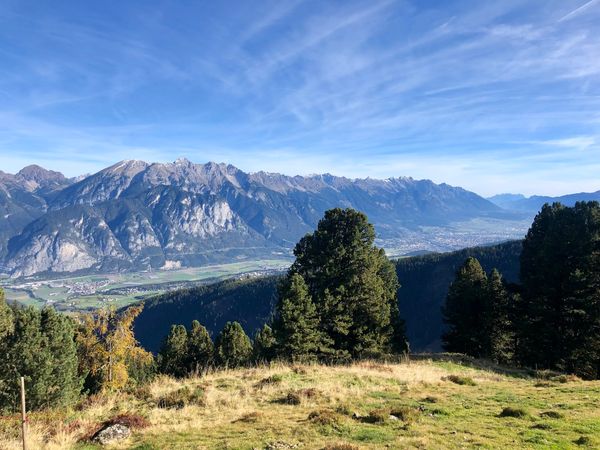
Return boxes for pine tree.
[284,208,406,358]
[39,308,83,407]
[158,324,189,377]
[215,321,253,367]
[442,257,489,357]
[187,320,214,374]
[273,273,328,360]
[518,201,600,378]
[0,288,13,340]
[0,306,82,411]
[253,324,276,362]
[487,269,514,364]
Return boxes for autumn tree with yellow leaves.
[75,305,154,393]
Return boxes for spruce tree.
[273,273,328,360]
[518,201,600,378]
[284,208,406,358]
[0,289,13,340]
[442,257,489,357]
[215,321,253,367]
[39,308,82,407]
[253,324,276,362]
[187,320,214,374]
[487,269,514,364]
[158,324,189,377]
[0,306,81,411]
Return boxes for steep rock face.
[1,158,527,277]
[5,205,131,277]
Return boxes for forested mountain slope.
[133,240,522,353]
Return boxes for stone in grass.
[93,424,131,445]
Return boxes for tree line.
[158,208,409,376]
[443,201,600,379]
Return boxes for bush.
[283,391,302,405]
[389,406,420,424]
[574,436,592,446]
[157,386,205,409]
[308,410,340,427]
[234,411,263,423]
[540,410,564,419]
[551,374,581,384]
[255,374,283,389]
[321,444,359,450]
[365,408,388,423]
[104,413,150,429]
[444,375,477,386]
[499,407,529,418]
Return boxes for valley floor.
[1,357,599,449]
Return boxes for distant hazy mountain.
[1,158,526,278]
[488,191,600,212]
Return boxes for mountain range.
[487,191,600,212]
[0,158,591,278]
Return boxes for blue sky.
[0,0,599,196]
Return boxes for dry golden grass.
[1,358,599,449]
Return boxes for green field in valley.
[0,259,291,312]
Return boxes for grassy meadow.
[0,357,598,449]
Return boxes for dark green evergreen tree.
[39,308,82,407]
[158,324,189,377]
[282,208,406,358]
[253,324,276,362]
[186,320,214,374]
[0,306,82,411]
[442,257,489,357]
[487,269,514,364]
[215,321,253,367]
[0,289,13,340]
[518,202,600,378]
[273,274,328,360]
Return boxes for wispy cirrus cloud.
[0,0,599,196]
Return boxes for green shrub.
[365,408,389,423]
[157,386,205,409]
[104,412,150,429]
[499,407,529,418]
[308,410,340,427]
[540,410,564,419]
[389,406,420,424]
[321,444,359,450]
[574,436,592,446]
[234,411,263,423]
[255,374,283,388]
[444,375,476,386]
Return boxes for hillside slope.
[133,241,522,353]
[1,358,598,449]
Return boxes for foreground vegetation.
[0,358,599,449]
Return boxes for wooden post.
[20,376,27,450]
